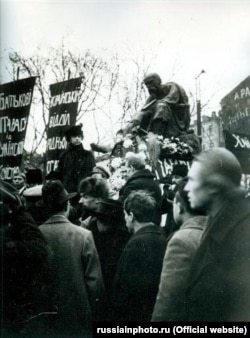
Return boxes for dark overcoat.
[112,224,167,321]
[1,210,49,332]
[186,193,250,321]
[56,143,95,193]
[119,169,162,204]
[87,219,131,297]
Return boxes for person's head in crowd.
[161,164,189,203]
[171,164,188,183]
[12,172,26,190]
[42,180,77,217]
[90,198,125,232]
[78,177,109,211]
[45,170,61,181]
[65,124,83,147]
[173,177,205,228]
[23,184,49,225]
[26,169,43,187]
[185,148,242,216]
[23,184,43,202]
[143,73,162,96]
[125,152,146,179]
[115,129,124,143]
[90,166,110,180]
[124,190,157,233]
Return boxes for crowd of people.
[1,73,250,337]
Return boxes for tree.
[91,48,157,147]
[6,42,159,162]
[7,44,121,157]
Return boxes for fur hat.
[65,124,83,142]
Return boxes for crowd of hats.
[1,123,191,227]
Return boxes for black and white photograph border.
[1,0,249,158]
[1,0,250,334]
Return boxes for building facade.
[191,112,224,151]
[220,75,250,174]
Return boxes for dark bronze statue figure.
[125,73,191,138]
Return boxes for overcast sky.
[1,0,250,147]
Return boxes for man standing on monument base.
[56,124,95,193]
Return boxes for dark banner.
[46,77,82,174]
[0,77,36,180]
[223,130,250,174]
[220,75,250,134]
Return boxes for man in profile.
[79,176,110,226]
[184,147,250,321]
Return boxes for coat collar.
[68,143,84,152]
[44,214,70,224]
[132,223,163,237]
[203,193,250,243]
[126,169,155,184]
[187,193,250,289]
[180,216,208,231]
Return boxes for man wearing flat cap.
[56,124,95,193]
[39,180,104,335]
